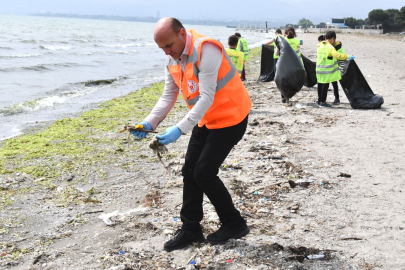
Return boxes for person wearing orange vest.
[132,18,252,251]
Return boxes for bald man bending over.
[132,17,251,251]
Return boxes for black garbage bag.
[258,45,275,82]
[274,36,306,99]
[301,54,317,87]
[339,60,384,109]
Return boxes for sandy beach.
[1,32,405,270]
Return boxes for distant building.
[329,18,349,28]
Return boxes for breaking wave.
[39,45,72,51]
[0,76,128,116]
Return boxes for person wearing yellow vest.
[225,35,244,77]
[316,31,355,107]
[235,32,248,81]
[318,34,347,105]
[273,27,303,103]
[132,18,252,251]
[284,27,303,64]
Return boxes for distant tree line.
[281,6,405,33]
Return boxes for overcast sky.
[1,0,404,23]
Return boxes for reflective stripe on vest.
[316,62,338,69]
[316,67,340,74]
[171,37,238,106]
[167,29,251,129]
[316,41,341,83]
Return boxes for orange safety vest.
[167,29,251,129]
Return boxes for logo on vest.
[187,80,198,94]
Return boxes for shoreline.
[1,33,405,269]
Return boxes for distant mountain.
[33,12,287,28]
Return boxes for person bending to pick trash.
[316,31,355,107]
[132,17,252,251]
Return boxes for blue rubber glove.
[157,126,181,145]
[349,55,355,60]
[130,121,152,139]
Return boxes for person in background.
[316,31,355,107]
[317,34,345,105]
[225,35,244,77]
[235,32,249,81]
[133,17,251,252]
[317,35,326,105]
[284,27,303,64]
[276,26,303,103]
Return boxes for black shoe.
[281,98,286,103]
[207,219,250,245]
[164,228,205,252]
[241,78,246,81]
[319,102,332,107]
[332,98,340,105]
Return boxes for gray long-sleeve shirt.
[144,32,222,134]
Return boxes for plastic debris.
[190,260,196,265]
[307,254,325,260]
[173,217,178,221]
[99,207,148,226]
[109,265,126,270]
[119,251,125,255]
[226,259,233,263]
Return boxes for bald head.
[154,17,185,40]
[154,17,187,60]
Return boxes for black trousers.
[318,81,339,103]
[180,115,248,231]
[332,81,339,99]
[241,62,246,80]
[317,83,329,103]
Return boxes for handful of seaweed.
[149,137,168,168]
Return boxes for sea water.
[0,15,273,141]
